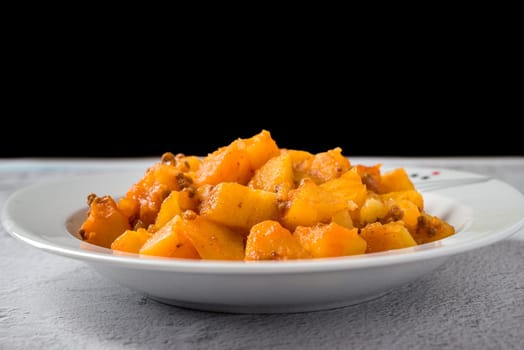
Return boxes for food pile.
[79,130,454,260]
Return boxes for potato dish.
[79,130,454,260]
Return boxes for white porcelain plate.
[3,167,524,313]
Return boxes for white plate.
[3,167,524,313]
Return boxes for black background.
[1,88,520,158]
[2,115,520,158]
[2,45,520,158]
[1,98,520,158]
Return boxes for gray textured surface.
[1,158,524,350]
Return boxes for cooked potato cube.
[178,213,245,260]
[359,197,387,225]
[294,222,366,258]
[245,220,310,260]
[320,168,368,208]
[80,194,131,248]
[331,210,354,229]
[360,221,417,253]
[294,147,351,184]
[248,152,294,199]
[238,129,280,170]
[354,164,383,193]
[397,199,421,231]
[139,216,200,259]
[381,190,424,211]
[196,130,280,186]
[412,213,455,244]
[381,168,415,193]
[282,179,347,230]
[119,162,183,227]
[153,191,182,231]
[200,182,279,231]
[195,142,252,186]
[111,228,152,254]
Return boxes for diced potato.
[288,149,314,184]
[359,197,387,225]
[355,164,382,193]
[184,156,201,172]
[152,189,199,233]
[320,168,368,208]
[178,213,245,260]
[139,216,200,259]
[294,222,366,258]
[111,228,152,253]
[360,221,417,253]
[248,152,294,199]
[397,199,420,231]
[200,182,279,231]
[412,213,455,244]
[178,188,199,212]
[195,142,252,186]
[153,191,182,230]
[294,147,351,184]
[380,168,415,193]
[282,179,348,230]
[141,213,244,260]
[171,153,201,173]
[238,129,280,170]
[117,196,138,220]
[245,220,311,260]
[284,149,314,166]
[309,147,351,183]
[196,130,280,187]
[331,210,353,229]
[119,161,183,227]
[381,190,424,211]
[80,194,131,248]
